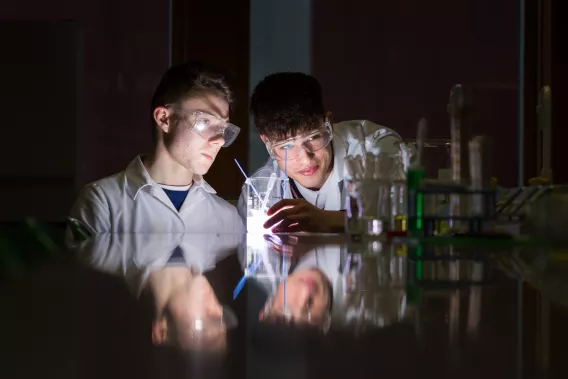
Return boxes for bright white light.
[194,120,206,131]
[194,319,203,331]
[247,209,271,234]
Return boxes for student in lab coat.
[69,62,245,236]
[237,72,404,233]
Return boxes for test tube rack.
[407,185,497,237]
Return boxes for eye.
[278,143,293,151]
[194,119,209,131]
[308,134,323,141]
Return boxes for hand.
[263,198,345,233]
[263,234,313,260]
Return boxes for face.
[155,93,230,176]
[154,275,227,351]
[262,269,330,326]
[264,120,333,190]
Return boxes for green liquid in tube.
[407,168,425,236]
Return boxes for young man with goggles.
[68,62,245,236]
[238,72,403,233]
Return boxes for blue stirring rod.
[234,158,262,201]
[232,256,262,300]
[282,149,288,198]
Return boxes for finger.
[267,198,304,216]
[265,211,307,229]
[263,234,282,244]
[273,223,305,233]
[265,234,298,246]
[272,214,306,230]
[272,218,303,231]
[268,242,294,256]
[263,207,301,228]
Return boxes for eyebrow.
[198,109,229,121]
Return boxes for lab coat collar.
[124,155,216,200]
[330,132,347,183]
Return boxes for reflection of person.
[82,233,242,287]
[244,236,342,333]
[238,72,404,233]
[78,233,241,351]
[260,268,331,330]
[68,61,245,237]
[146,268,228,351]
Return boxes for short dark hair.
[151,61,234,135]
[250,72,325,141]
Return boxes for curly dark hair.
[250,72,325,141]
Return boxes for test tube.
[448,85,464,230]
[390,157,407,231]
[364,153,376,179]
[352,155,365,180]
[468,136,492,232]
[376,153,393,231]
[407,118,427,236]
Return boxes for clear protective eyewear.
[169,106,241,147]
[262,302,331,333]
[180,305,238,338]
[266,120,333,161]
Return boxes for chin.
[293,175,325,190]
[193,167,210,176]
[190,158,214,175]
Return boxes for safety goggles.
[265,120,333,161]
[170,107,241,147]
[262,300,331,333]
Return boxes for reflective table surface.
[1,232,567,378]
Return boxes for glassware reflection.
[334,241,412,335]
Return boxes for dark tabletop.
[1,232,567,379]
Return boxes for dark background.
[0,0,563,221]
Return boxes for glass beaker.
[246,176,289,233]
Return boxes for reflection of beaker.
[246,176,288,233]
[340,247,411,334]
[345,178,391,237]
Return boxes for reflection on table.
[1,232,568,378]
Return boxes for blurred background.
[0,0,563,221]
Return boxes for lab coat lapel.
[149,185,180,215]
[178,185,206,215]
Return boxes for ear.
[325,111,334,127]
[153,106,173,134]
[259,134,267,144]
[151,317,168,345]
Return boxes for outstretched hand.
[263,198,344,233]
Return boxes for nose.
[209,134,225,148]
[297,145,313,163]
[288,283,312,318]
[204,296,223,318]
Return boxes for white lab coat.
[68,156,245,237]
[76,232,243,296]
[237,120,403,225]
